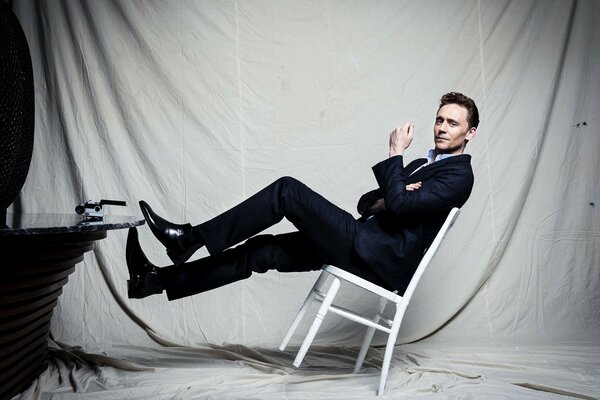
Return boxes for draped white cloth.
[9,0,600,398]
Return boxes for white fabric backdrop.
[8,0,600,398]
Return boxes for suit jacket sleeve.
[356,157,426,217]
[372,155,472,218]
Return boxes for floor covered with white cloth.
[19,340,600,399]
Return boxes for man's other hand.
[405,182,422,191]
[369,198,386,214]
[389,122,414,157]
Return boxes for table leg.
[0,230,106,399]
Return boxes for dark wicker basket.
[0,2,35,216]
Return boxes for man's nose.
[440,121,448,132]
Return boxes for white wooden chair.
[279,208,460,396]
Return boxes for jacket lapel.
[404,158,427,176]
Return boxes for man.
[126,92,478,300]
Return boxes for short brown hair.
[439,92,479,128]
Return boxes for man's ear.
[466,127,477,141]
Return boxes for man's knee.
[272,176,306,211]
[275,176,302,189]
[275,176,311,201]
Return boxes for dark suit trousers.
[159,177,389,300]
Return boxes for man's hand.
[369,198,386,214]
[405,182,422,191]
[389,122,415,157]
[368,182,421,214]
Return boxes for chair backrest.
[323,208,460,305]
[401,207,460,302]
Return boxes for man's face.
[433,104,477,155]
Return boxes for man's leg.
[159,232,323,300]
[160,231,391,301]
[192,177,361,265]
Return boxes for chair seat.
[323,265,401,302]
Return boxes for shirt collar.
[425,149,458,165]
[410,149,463,177]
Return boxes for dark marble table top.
[0,213,145,236]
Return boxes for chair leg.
[292,277,341,367]
[355,327,377,373]
[354,296,389,372]
[279,271,328,351]
[377,306,406,396]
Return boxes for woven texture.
[0,1,34,211]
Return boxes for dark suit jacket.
[353,154,473,293]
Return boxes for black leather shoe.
[139,200,200,265]
[126,227,163,299]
